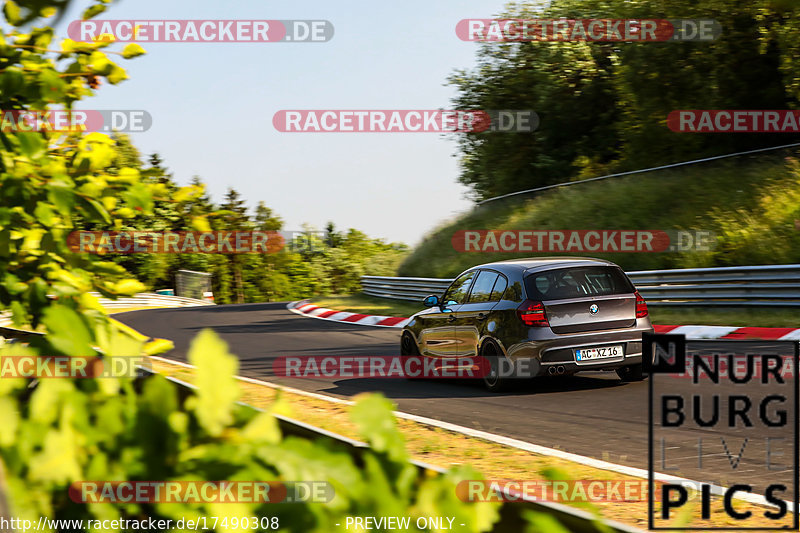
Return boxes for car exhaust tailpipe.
[547,366,556,375]
[556,365,565,375]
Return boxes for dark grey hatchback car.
[400,257,654,391]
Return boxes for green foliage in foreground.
[0,330,503,532]
[0,3,500,531]
[398,154,800,277]
[0,0,181,339]
[0,3,585,532]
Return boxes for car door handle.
[447,315,456,322]
[476,313,487,321]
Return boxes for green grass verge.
[397,153,800,278]
[310,294,423,317]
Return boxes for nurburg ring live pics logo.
[645,333,799,530]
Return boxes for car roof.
[468,257,619,276]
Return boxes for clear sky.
[53,0,509,246]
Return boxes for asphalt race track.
[118,303,797,502]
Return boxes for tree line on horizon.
[99,137,409,304]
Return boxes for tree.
[325,221,343,247]
[110,133,143,171]
[450,0,800,200]
[254,201,282,231]
[0,5,510,532]
[0,0,155,328]
[184,175,214,218]
[218,187,250,228]
[217,187,250,303]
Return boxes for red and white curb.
[287,300,409,328]
[288,301,799,340]
[654,324,800,341]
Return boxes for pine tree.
[219,187,251,303]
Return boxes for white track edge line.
[149,355,792,512]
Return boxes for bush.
[0,3,500,531]
[0,330,500,532]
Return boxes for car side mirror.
[423,295,439,308]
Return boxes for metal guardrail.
[362,264,800,307]
[361,276,454,302]
[628,264,800,307]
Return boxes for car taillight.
[635,291,648,318]
[517,299,549,327]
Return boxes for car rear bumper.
[501,321,652,376]
[539,353,642,375]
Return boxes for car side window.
[489,275,508,301]
[467,271,499,303]
[443,272,476,305]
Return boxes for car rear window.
[524,266,634,301]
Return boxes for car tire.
[481,341,510,393]
[400,332,422,380]
[616,363,646,382]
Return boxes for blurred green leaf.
[82,3,106,19]
[351,393,407,462]
[3,0,21,25]
[241,411,281,444]
[107,64,128,84]
[42,305,94,356]
[522,510,572,533]
[113,278,145,295]
[121,43,146,59]
[16,131,45,159]
[0,397,19,445]
[39,69,66,102]
[185,329,240,436]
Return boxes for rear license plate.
[575,345,623,361]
